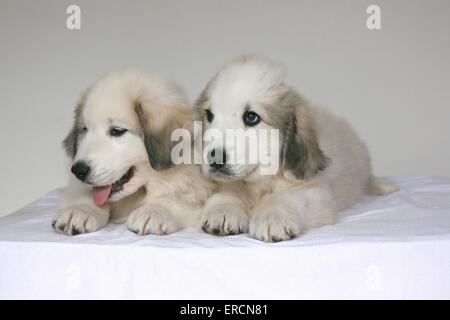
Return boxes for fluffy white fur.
[196,55,398,242]
[55,71,213,235]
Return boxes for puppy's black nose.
[71,161,90,181]
[208,148,227,170]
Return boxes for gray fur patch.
[280,91,329,179]
[283,117,329,179]
[135,103,190,171]
[63,91,87,159]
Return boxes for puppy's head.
[195,54,328,182]
[64,71,190,206]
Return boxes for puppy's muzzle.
[207,148,227,170]
[71,161,90,182]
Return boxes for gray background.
[1,0,449,217]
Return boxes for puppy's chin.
[203,165,257,182]
[207,172,242,182]
[88,164,148,205]
[107,168,149,202]
[107,184,138,202]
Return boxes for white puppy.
[195,55,398,242]
[54,71,213,235]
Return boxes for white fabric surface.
[0,176,449,299]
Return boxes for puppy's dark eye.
[243,111,261,126]
[81,126,88,132]
[205,109,214,123]
[109,127,127,137]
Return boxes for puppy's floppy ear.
[135,101,192,171]
[193,89,208,120]
[63,126,77,159]
[282,94,329,180]
[63,93,86,159]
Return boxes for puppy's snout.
[71,161,90,181]
[208,148,227,170]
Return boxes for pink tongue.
[92,185,112,206]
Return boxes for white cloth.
[0,176,449,299]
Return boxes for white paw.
[201,204,249,236]
[127,205,179,235]
[52,205,108,235]
[249,207,301,242]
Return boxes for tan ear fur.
[282,95,329,180]
[135,101,193,171]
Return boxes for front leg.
[249,204,302,242]
[201,193,249,236]
[249,185,336,242]
[53,178,110,235]
[127,203,180,235]
[53,204,110,235]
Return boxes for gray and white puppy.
[195,55,397,242]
